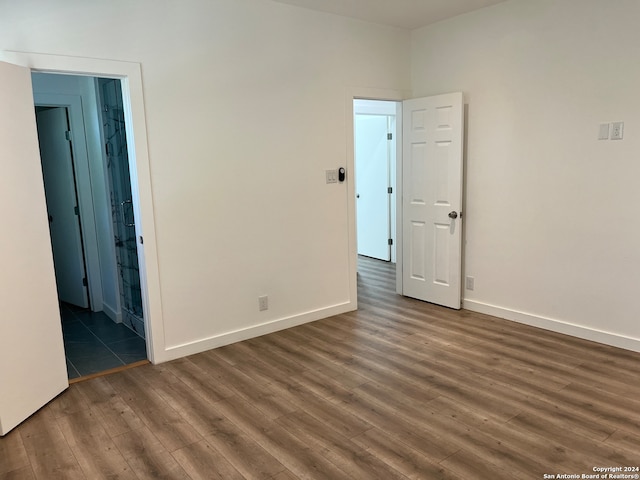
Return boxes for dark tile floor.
[60,303,147,379]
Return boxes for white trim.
[463,299,640,353]
[102,301,122,324]
[163,302,353,362]
[353,99,398,116]
[394,101,403,294]
[0,51,165,364]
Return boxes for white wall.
[412,0,640,350]
[0,0,410,359]
[10,0,635,359]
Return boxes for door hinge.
[139,236,144,244]
[82,277,88,287]
[387,187,393,194]
[388,238,393,246]
[74,206,79,216]
[387,133,393,140]
[65,130,72,141]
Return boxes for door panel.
[36,107,89,308]
[409,221,426,280]
[402,93,464,309]
[0,61,68,436]
[355,114,391,261]
[434,223,451,285]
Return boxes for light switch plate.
[326,169,338,184]
[598,123,610,140]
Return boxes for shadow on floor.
[60,303,147,380]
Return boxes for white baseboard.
[158,301,356,363]
[101,302,122,324]
[463,299,640,353]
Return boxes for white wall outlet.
[611,122,624,140]
[465,276,475,291]
[598,123,610,140]
[326,169,338,184]
[258,295,268,311]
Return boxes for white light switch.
[598,123,610,140]
[326,169,338,184]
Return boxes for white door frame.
[346,88,407,308]
[1,51,166,364]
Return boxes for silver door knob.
[448,211,458,219]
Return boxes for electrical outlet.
[258,295,268,311]
[611,122,624,140]
[465,276,475,291]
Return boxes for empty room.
[1,0,638,478]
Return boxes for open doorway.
[353,93,465,310]
[33,73,147,380]
[353,99,401,283]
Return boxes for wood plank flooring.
[2,256,639,479]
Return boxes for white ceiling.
[270,0,508,30]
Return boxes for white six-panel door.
[402,93,464,309]
[0,61,68,436]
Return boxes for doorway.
[33,74,147,379]
[353,99,400,283]
[352,93,465,310]
[35,106,90,309]
[0,55,163,435]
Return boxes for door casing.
[346,88,406,308]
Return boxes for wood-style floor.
[2,256,639,479]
